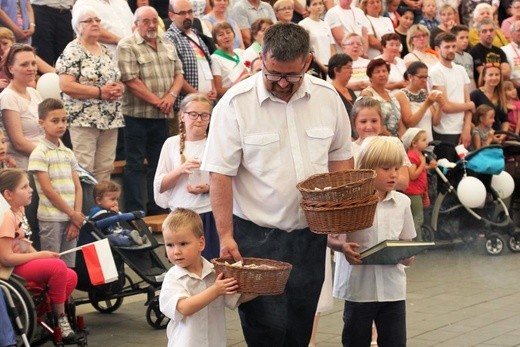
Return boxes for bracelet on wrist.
[98,86,102,99]
[169,91,178,98]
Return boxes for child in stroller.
[88,181,148,247]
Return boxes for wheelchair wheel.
[89,292,124,313]
[146,295,169,330]
[485,233,505,255]
[0,276,37,344]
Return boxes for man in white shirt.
[202,23,353,347]
[429,32,475,160]
[502,20,520,88]
[324,0,375,56]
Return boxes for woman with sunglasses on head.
[55,6,124,183]
[154,93,219,260]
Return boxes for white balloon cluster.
[457,171,515,209]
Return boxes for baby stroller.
[422,143,518,255]
[73,210,170,329]
[0,273,88,346]
[498,131,520,224]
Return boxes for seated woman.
[0,169,78,341]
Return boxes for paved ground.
[39,237,520,347]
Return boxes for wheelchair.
[0,273,88,346]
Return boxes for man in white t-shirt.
[429,32,475,159]
[324,0,375,56]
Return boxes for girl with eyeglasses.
[154,93,220,260]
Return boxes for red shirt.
[404,149,427,195]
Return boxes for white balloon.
[36,72,61,100]
[491,171,515,199]
[457,176,486,208]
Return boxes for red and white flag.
[81,239,118,285]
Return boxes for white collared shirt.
[334,190,416,302]
[159,258,240,347]
[202,73,353,231]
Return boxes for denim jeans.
[233,216,326,347]
[342,300,406,347]
[123,116,168,213]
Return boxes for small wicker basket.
[211,257,292,295]
[297,170,376,202]
[301,193,379,234]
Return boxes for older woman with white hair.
[55,5,125,182]
[468,3,508,47]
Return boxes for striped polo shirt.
[28,138,79,222]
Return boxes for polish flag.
[82,239,118,285]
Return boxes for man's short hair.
[451,24,469,36]
[476,18,495,33]
[262,23,310,62]
[38,98,64,120]
[433,32,456,48]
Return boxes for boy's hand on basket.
[213,272,239,295]
[342,242,362,265]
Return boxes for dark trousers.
[123,116,168,213]
[342,300,407,347]
[32,5,73,65]
[233,216,326,347]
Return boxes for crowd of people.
[0,0,519,346]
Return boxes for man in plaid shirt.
[117,5,184,214]
[164,0,217,120]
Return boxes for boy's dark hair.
[433,32,456,48]
[451,24,469,36]
[93,180,121,201]
[38,98,64,119]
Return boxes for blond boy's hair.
[356,137,404,170]
[162,208,204,238]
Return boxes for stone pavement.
[43,238,520,347]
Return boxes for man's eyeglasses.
[80,17,101,24]
[184,111,211,120]
[262,60,306,83]
[172,9,194,16]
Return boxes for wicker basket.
[301,193,379,234]
[297,170,376,202]
[211,257,292,295]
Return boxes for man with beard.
[469,18,511,84]
[202,23,353,346]
[164,0,217,136]
[429,32,475,157]
[117,5,184,214]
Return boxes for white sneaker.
[58,314,75,340]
